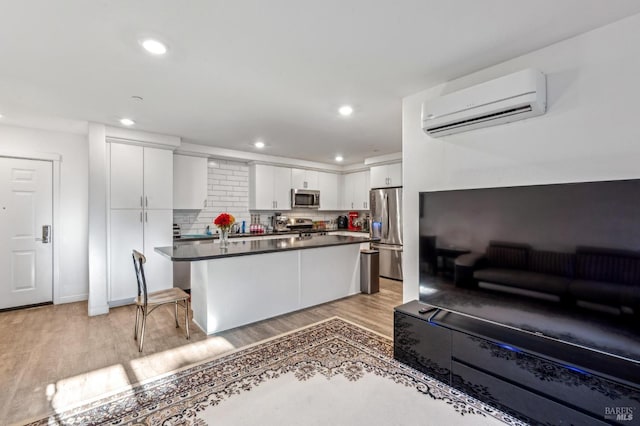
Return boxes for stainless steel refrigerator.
[370,187,403,281]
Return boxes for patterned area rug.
[26,317,526,425]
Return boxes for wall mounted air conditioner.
[422,68,546,137]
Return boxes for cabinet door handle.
[145,196,148,207]
[140,196,143,207]
[140,212,143,223]
[145,212,148,223]
[304,181,308,189]
[204,199,207,208]
[275,200,278,208]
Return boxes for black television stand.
[394,300,640,425]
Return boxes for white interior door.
[0,157,53,309]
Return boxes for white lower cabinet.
[143,210,173,293]
[109,209,173,304]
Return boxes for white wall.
[0,123,89,302]
[88,123,108,315]
[402,14,640,302]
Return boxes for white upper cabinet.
[273,166,292,210]
[353,170,370,210]
[370,163,402,188]
[110,143,144,209]
[173,155,208,210]
[250,164,292,210]
[341,170,370,210]
[318,171,339,210]
[144,147,173,209]
[291,168,319,190]
[110,143,173,209]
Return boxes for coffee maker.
[272,212,288,232]
[348,211,360,231]
[337,215,349,229]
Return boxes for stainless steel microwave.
[291,189,320,209]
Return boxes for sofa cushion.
[569,279,636,306]
[474,268,570,295]
[529,250,575,278]
[486,242,528,270]
[576,246,640,285]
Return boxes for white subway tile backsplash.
[174,158,252,235]
[219,163,240,171]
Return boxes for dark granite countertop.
[156,234,373,261]
[174,229,369,242]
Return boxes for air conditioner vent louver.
[422,69,546,137]
[427,105,533,134]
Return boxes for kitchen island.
[156,235,372,334]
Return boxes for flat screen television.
[419,179,640,254]
[418,179,640,360]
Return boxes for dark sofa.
[455,241,640,314]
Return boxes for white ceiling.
[1,1,640,165]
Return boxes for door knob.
[35,225,51,243]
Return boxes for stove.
[286,217,314,231]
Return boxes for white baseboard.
[56,293,89,304]
[108,298,135,308]
[88,304,110,316]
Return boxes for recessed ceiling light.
[120,118,135,126]
[335,155,344,162]
[0,113,3,119]
[141,39,167,55]
[338,105,353,116]
[254,141,265,149]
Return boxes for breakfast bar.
[156,235,371,334]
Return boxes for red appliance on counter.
[348,211,361,231]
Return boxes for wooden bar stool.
[132,250,190,352]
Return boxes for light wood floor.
[0,279,402,424]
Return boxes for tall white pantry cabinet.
[108,142,173,304]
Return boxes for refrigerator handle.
[384,193,390,240]
[372,243,403,251]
